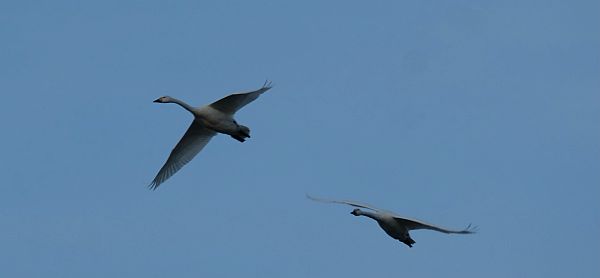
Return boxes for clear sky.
[1,0,599,277]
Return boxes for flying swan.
[149,81,273,189]
[307,194,476,247]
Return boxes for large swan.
[307,195,476,247]
[149,81,273,190]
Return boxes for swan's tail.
[230,125,250,142]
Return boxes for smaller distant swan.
[307,194,477,247]
[149,81,273,190]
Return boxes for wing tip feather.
[260,80,273,92]
[148,180,160,190]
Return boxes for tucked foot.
[231,135,246,142]
[238,125,251,138]
[400,238,415,248]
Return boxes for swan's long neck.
[170,98,195,114]
[358,210,383,221]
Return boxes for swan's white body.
[149,81,273,189]
[307,195,476,247]
[195,106,238,134]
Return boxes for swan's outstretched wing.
[209,80,273,115]
[306,194,383,212]
[149,121,216,190]
[393,216,477,234]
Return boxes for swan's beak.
[153,98,161,103]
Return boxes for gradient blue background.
[1,1,599,277]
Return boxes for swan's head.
[351,208,362,216]
[153,96,174,103]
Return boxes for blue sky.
[1,0,599,277]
